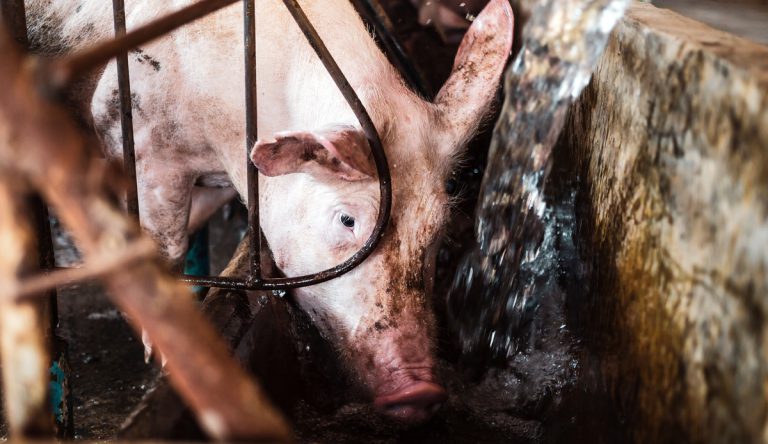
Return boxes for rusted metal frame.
[25,0,390,292]
[113,0,140,220]
[0,28,291,440]
[0,0,27,46]
[0,0,59,330]
[0,181,54,438]
[0,1,59,438]
[16,239,155,300]
[1,0,59,326]
[180,0,393,291]
[244,0,261,284]
[350,0,431,97]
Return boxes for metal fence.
[51,0,394,291]
[0,0,420,439]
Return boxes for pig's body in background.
[25,0,513,423]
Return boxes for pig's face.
[251,0,513,424]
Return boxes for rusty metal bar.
[0,28,292,440]
[244,0,261,283]
[15,239,155,300]
[181,0,393,291]
[29,194,58,330]
[44,0,241,92]
[0,0,27,46]
[113,0,140,220]
[28,0,392,291]
[0,2,59,437]
[0,181,53,437]
[3,0,64,332]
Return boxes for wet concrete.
[554,4,768,442]
[653,0,768,45]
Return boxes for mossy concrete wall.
[552,2,768,442]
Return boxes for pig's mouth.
[373,380,448,424]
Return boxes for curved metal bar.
[253,0,392,290]
[182,0,393,291]
[32,0,392,291]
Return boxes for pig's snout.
[374,381,447,423]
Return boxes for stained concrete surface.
[653,0,768,45]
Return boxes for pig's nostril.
[374,382,447,423]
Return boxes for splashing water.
[447,0,629,361]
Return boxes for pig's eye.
[340,213,356,229]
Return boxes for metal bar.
[0,0,28,46]
[180,0,393,291]
[350,0,431,97]
[2,0,61,330]
[0,181,53,438]
[44,0,241,92]
[244,0,261,283]
[0,31,292,440]
[15,239,156,300]
[29,194,58,329]
[268,0,391,288]
[27,0,392,292]
[113,0,140,220]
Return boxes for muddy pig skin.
[24,0,513,423]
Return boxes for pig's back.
[24,0,113,56]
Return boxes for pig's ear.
[250,126,376,181]
[434,0,514,152]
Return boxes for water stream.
[446,0,629,361]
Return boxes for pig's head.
[250,0,513,424]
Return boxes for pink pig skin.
[25,0,513,423]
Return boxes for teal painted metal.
[184,227,210,296]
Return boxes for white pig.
[24,0,513,423]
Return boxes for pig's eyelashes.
[340,213,356,229]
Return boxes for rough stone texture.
[653,0,768,45]
[556,2,768,442]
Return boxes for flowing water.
[447,0,629,361]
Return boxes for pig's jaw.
[292,283,446,424]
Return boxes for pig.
[24,0,513,423]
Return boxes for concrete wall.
[555,3,768,442]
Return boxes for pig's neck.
[254,0,402,143]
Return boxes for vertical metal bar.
[244,0,261,282]
[1,0,59,327]
[0,181,53,438]
[0,0,28,46]
[30,196,57,330]
[1,2,61,436]
[113,0,140,220]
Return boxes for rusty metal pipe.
[27,0,393,291]
[0,0,28,46]
[183,0,394,291]
[0,181,53,437]
[244,0,262,283]
[0,28,291,441]
[112,0,140,220]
